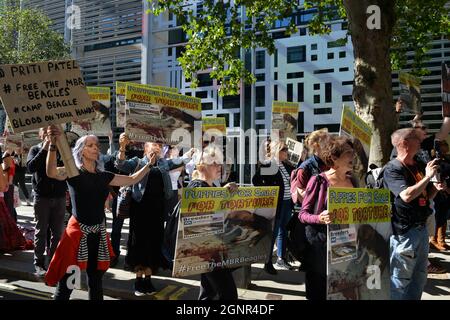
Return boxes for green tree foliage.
[0,6,70,64]
[150,0,449,94]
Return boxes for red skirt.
[0,197,27,252]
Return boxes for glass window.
[311,44,317,50]
[256,51,265,69]
[314,108,332,115]
[314,95,320,104]
[339,51,346,58]
[297,83,304,102]
[325,83,332,103]
[287,46,306,63]
[274,49,278,68]
[287,83,293,102]
[327,52,334,59]
[314,83,320,90]
[256,86,265,107]
[311,55,318,61]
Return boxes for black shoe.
[276,258,294,270]
[264,263,277,275]
[144,277,157,295]
[134,278,146,297]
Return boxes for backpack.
[365,164,386,189]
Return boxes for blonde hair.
[304,128,330,155]
[192,144,224,180]
[267,140,285,159]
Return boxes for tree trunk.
[343,0,397,166]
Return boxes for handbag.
[116,161,140,220]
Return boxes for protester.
[0,149,27,252]
[299,136,356,300]
[116,133,195,296]
[252,140,295,274]
[291,129,330,205]
[390,120,447,273]
[166,146,184,221]
[44,127,154,300]
[383,128,444,300]
[13,154,32,206]
[188,144,239,300]
[430,140,450,251]
[27,128,67,277]
[2,150,17,221]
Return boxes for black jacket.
[26,143,67,198]
[252,160,294,216]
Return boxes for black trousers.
[198,268,238,300]
[304,240,327,300]
[54,233,105,300]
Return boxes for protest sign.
[399,72,421,114]
[339,105,372,187]
[115,82,178,128]
[272,101,299,141]
[71,86,111,136]
[285,137,304,167]
[0,60,93,133]
[125,83,201,146]
[202,116,226,143]
[326,187,391,300]
[173,186,279,277]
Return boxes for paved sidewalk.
[0,205,449,300]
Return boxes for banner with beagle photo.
[339,105,372,188]
[271,101,299,141]
[71,86,111,136]
[124,83,201,146]
[326,187,391,300]
[172,186,279,277]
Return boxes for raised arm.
[110,152,156,187]
[46,126,67,181]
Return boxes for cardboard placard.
[0,60,93,133]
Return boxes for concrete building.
[13,1,450,169]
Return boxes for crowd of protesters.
[0,107,449,301]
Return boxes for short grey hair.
[391,128,417,147]
[72,135,104,172]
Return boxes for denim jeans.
[267,199,293,263]
[390,225,429,300]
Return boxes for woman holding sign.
[44,126,154,300]
[252,140,295,274]
[188,144,239,300]
[299,136,357,300]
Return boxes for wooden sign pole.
[54,124,79,178]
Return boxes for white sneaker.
[34,266,46,277]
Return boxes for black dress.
[126,167,168,272]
